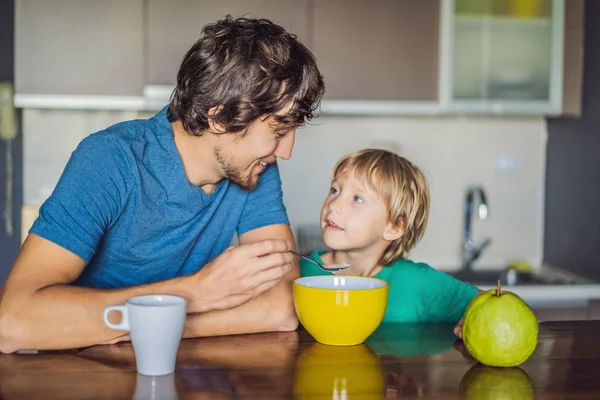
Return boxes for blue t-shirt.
[30,106,290,289]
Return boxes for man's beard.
[215,148,259,191]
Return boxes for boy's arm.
[422,266,480,324]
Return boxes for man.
[0,15,324,353]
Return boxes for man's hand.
[0,231,296,352]
[187,239,294,313]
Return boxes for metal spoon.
[289,250,351,272]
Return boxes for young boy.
[299,149,480,330]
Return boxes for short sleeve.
[421,266,479,323]
[236,161,290,236]
[29,133,131,263]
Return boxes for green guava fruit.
[459,364,534,400]
[462,281,538,367]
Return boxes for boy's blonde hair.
[331,148,430,265]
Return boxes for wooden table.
[0,320,598,399]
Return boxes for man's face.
[214,113,298,191]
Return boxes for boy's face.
[320,171,395,252]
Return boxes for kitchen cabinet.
[14,0,145,99]
[310,0,440,102]
[141,0,585,116]
[438,0,580,116]
[13,0,583,117]
[146,0,310,87]
[561,0,584,116]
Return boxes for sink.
[448,268,573,287]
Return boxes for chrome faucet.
[462,186,491,271]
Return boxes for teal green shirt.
[299,250,479,323]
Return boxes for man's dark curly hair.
[170,15,325,136]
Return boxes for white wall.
[279,114,547,271]
[23,109,547,271]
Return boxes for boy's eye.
[353,195,364,203]
[330,187,339,195]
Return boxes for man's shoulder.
[75,113,171,168]
[71,131,133,177]
[103,116,159,147]
[77,116,145,148]
[102,106,169,142]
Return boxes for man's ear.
[383,219,406,241]
[207,105,227,134]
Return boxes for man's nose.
[274,131,295,160]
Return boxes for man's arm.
[171,161,300,337]
[179,223,299,338]
[0,232,292,353]
[0,234,193,352]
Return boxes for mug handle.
[103,305,130,331]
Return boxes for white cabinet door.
[439,0,565,115]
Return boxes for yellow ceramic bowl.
[293,276,389,346]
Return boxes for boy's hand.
[453,317,464,339]
[453,339,475,361]
[453,317,475,361]
[454,289,483,339]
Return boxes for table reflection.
[459,364,534,399]
[0,351,136,399]
[133,373,178,400]
[0,321,589,399]
[293,343,385,399]
[366,322,458,359]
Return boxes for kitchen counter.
[476,283,600,308]
[1,321,599,399]
[445,263,600,309]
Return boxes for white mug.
[103,294,186,376]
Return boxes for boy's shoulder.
[383,257,478,297]
[379,257,436,279]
